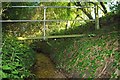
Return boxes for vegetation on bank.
[31,10,120,78]
[1,35,35,79]
[1,1,120,79]
[32,30,119,78]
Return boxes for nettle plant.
[1,35,35,79]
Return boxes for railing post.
[43,7,47,40]
[94,3,100,30]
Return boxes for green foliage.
[49,20,95,35]
[1,35,35,79]
[32,11,119,78]
[2,2,95,38]
[2,2,120,78]
[110,2,120,14]
[2,2,37,20]
[34,31,119,78]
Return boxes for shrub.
[1,35,35,79]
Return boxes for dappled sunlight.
[1,1,120,79]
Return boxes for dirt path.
[32,53,66,78]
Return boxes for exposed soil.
[32,53,66,78]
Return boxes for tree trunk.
[90,2,107,14]
[75,2,93,19]
[100,2,107,14]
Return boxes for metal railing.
[1,5,98,40]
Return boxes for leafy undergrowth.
[31,12,120,78]
[33,31,119,78]
[55,32,119,78]
[50,12,119,36]
[1,35,35,79]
